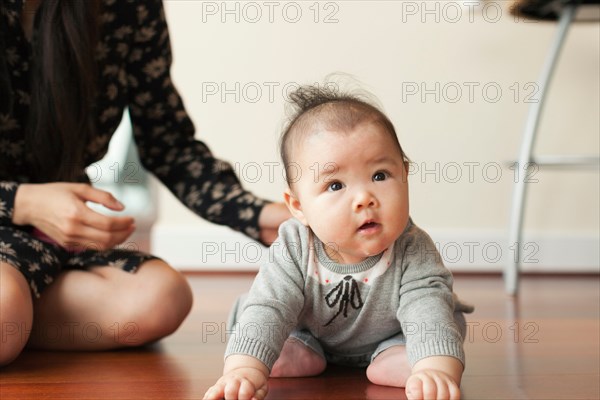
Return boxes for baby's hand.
[203,367,268,400]
[405,369,460,400]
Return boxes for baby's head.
[280,85,411,264]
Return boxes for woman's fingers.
[258,202,291,245]
[78,205,135,232]
[64,185,135,247]
[58,224,135,250]
[72,184,126,211]
[14,183,135,249]
[51,202,134,249]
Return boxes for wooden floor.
[1,274,599,399]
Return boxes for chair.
[506,0,600,295]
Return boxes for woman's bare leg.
[27,259,193,350]
[0,262,33,366]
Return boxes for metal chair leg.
[505,4,577,295]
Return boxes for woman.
[0,0,289,366]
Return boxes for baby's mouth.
[358,220,380,232]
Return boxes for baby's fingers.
[252,384,268,400]
[449,384,460,400]
[221,378,258,400]
[406,375,424,400]
[406,372,460,400]
[406,374,438,400]
[203,383,225,400]
[433,378,450,400]
[237,378,261,400]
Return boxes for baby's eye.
[327,181,344,192]
[373,171,387,181]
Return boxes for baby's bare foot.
[270,338,326,377]
[366,345,411,387]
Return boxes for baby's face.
[285,122,409,264]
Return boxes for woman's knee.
[0,262,33,366]
[119,259,192,345]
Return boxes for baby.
[204,85,472,400]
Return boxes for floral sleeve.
[0,181,18,226]
[124,0,268,241]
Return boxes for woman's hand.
[258,202,291,245]
[12,183,135,251]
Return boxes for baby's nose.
[353,190,377,211]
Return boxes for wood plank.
[1,274,598,399]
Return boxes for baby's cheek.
[313,224,344,249]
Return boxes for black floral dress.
[0,0,268,297]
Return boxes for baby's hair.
[280,83,409,185]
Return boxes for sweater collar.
[311,217,412,274]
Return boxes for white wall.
[151,1,600,272]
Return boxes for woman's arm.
[123,0,283,242]
[0,181,18,226]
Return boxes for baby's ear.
[403,160,410,181]
[283,189,308,226]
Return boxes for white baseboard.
[151,225,600,273]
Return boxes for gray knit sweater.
[225,218,470,369]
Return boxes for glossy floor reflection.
[1,274,598,399]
